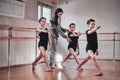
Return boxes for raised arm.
[87,26,101,34]
[69,32,81,37]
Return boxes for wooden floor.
[0,59,120,80]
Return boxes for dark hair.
[50,8,63,25]
[69,23,76,28]
[38,17,46,22]
[87,19,95,24]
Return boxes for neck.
[71,30,74,32]
[41,25,45,27]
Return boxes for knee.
[93,57,96,62]
[42,54,47,58]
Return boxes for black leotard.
[68,32,79,51]
[38,28,48,50]
[86,29,98,53]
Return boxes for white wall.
[57,0,120,59]
[0,15,39,67]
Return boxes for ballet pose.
[62,23,81,67]
[77,19,103,76]
[49,8,70,68]
[32,17,52,72]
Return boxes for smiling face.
[88,21,95,29]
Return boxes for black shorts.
[86,44,98,54]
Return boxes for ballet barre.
[0,25,38,69]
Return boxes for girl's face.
[89,21,95,29]
[57,12,63,18]
[70,25,76,32]
[40,19,46,27]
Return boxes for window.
[0,0,25,18]
[37,2,52,23]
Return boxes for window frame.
[37,2,52,22]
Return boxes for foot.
[95,73,103,76]
[76,67,83,72]
[49,63,56,69]
[32,63,35,70]
[50,66,56,69]
[61,63,66,68]
[45,69,53,72]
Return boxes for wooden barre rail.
[0,24,37,31]
[0,24,120,34]
[12,27,37,32]
[0,25,11,30]
[79,39,120,41]
[0,36,10,39]
[11,37,37,40]
[81,32,120,35]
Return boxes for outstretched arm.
[69,32,81,37]
[87,26,101,34]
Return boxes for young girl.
[77,19,103,76]
[62,23,81,67]
[32,17,52,72]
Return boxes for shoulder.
[68,32,72,34]
[86,29,90,34]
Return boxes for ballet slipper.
[95,73,103,76]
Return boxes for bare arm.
[69,32,81,37]
[87,26,101,34]
[48,29,51,51]
[37,28,49,34]
[77,40,80,55]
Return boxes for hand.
[96,50,99,56]
[77,50,80,55]
[96,26,101,29]
[48,45,52,51]
[42,30,49,33]
[77,32,81,36]
[66,37,71,42]
[66,29,71,33]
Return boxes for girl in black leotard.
[32,17,52,72]
[77,19,103,76]
[62,23,81,67]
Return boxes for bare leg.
[93,57,103,76]
[62,53,72,67]
[40,47,52,72]
[32,52,42,70]
[69,48,80,65]
[77,56,91,71]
